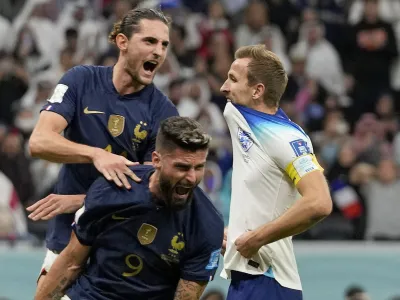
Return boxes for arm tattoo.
[174,280,207,300]
[47,277,69,300]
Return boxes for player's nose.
[184,169,196,185]
[153,43,163,58]
[220,81,229,94]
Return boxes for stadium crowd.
[0,0,400,256]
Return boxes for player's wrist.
[88,147,106,162]
[252,227,268,248]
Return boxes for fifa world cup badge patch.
[237,127,253,152]
[137,223,158,245]
[289,139,311,157]
[108,115,125,137]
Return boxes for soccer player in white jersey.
[220,44,333,299]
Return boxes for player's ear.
[152,151,161,167]
[115,33,129,51]
[252,83,265,102]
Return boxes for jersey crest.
[237,127,254,152]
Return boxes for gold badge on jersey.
[137,223,157,245]
[108,115,125,137]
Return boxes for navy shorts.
[227,271,303,300]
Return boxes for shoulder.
[85,166,153,209]
[268,128,314,165]
[66,65,96,76]
[192,187,224,230]
[128,165,154,182]
[59,65,99,86]
[149,85,178,114]
[68,65,109,80]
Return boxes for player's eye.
[144,38,157,44]
[175,164,189,171]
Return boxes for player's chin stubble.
[159,175,193,211]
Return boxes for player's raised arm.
[174,279,207,300]
[29,109,98,164]
[34,231,90,300]
[29,68,139,188]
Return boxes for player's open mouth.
[143,61,158,75]
[175,186,191,196]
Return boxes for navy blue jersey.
[66,165,224,300]
[42,65,178,251]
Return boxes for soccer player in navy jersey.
[35,117,224,300]
[27,8,179,285]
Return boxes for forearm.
[173,279,207,300]
[30,130,99,164]
[254,196,330,245]
[35,251,84,300]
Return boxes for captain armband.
[285,154,323,185]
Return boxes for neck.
[252,102,278,115]
[113,59,145,95]
[148,171,164,202]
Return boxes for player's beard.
[159,173,194,211]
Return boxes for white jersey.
[222,102,323,291]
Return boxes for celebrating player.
[27,8,178,285]
[220,44,332,299]
[35,117,224,300]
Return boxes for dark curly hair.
[108,8,171,44]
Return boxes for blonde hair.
[235,44,288,107]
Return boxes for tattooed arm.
[173,279,208,300]
[35,232,91,300]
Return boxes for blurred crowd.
[0,0,400,245]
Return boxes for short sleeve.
[272,137,323,186]
[180,224,224,282]
[142,97,179,162]
[73,178,115,246]
[41,66,84,124]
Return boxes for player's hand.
[92,149,141,189]
[221,227,228,256]
[26,194,85,221]
[234,230,262,259]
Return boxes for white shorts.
[39,250,71,299]
[38,249,59,279]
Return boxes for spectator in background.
[362,159,400,240]
[374,93,398,144]
[312,109,350,170]
[235,0,285,52]
[0,54,29,126]
[0,126,35,206]
[265,0,300,48]
[291,20,345,97]
[345,0,398,125]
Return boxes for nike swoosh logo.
[112,214,129,220]
[84,107,105,114]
